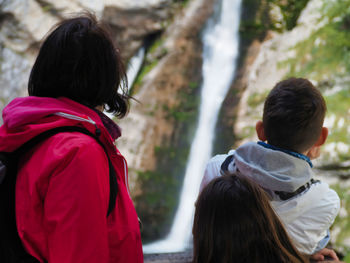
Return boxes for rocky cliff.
[0,0,176,112]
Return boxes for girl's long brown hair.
[192,175,308,263]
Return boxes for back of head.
[28,12,129,117]
[192,175,307,263]
[263,78,326,153]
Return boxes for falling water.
[104,47,145,118]
[127,47,145,86]
[143,0,242,253]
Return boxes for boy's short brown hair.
[263,78,326,153]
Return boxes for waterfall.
[127,47,145,87]
[104,47,145,118]
[143,0,242,253]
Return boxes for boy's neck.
[257,141,313,168]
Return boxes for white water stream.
[104,47,145,118]
[143,0,242,253]
[127,47,145,87]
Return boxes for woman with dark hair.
[0,13,142,263]
[193,175,308,263]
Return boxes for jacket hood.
[225,142,314,193]
[0,96,117,152]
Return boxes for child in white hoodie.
[200,78,340,255]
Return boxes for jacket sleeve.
[275,182,340,254]
[43,134,111,263]
[199,154,228,193]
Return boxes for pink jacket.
[0,97,143,263]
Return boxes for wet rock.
[103,3,171,60]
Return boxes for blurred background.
[1,0,350,259]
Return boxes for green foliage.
[240,0,309,37]
[268,0,310,30]
[283,0,350,165]
[131,60,158,95]
[163,82,200,122]
[247,91,269,107]
[286,0,350,82]
[330,183,350,259]
[239,19,268,38]
[175,0,190,8]
[325,87,350,122]
[148,38,166,55]
[134,60,157,84]
[282,0,350,164]
[344,253,350,263]
[134,78,200,242]
[130,36,168,95]
[240,0,271,41]
[134,143,192,242]
[36,0,60,16]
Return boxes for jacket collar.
[257,141,313,168]
[93,110,121,140]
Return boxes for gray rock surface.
[0,0,177,114]
[144,251,192,263]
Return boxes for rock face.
[116,0,218,241]
[0,0,178,114]
[103,1,174,60]
[0,0,57,113]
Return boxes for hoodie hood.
[225,142,314,193]
[0,96,120,152]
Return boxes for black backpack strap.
[220,154,235,176]
[275,179,320,201]
[15,126,118,216]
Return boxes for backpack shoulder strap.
[220,154,235,176]
[274,179,320,200]
[16,126,118,216]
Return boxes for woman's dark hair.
[28,12,129,118]
[193,175,308,263]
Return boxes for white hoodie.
[200,142,340,254]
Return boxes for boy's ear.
[314,127,328,146]
[306,127,328,159]
[256,121,267,141]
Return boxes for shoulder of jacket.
[208,151,234,164]
[36,131,107,157]
[319,184,341,210]
[310,181,340,200]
